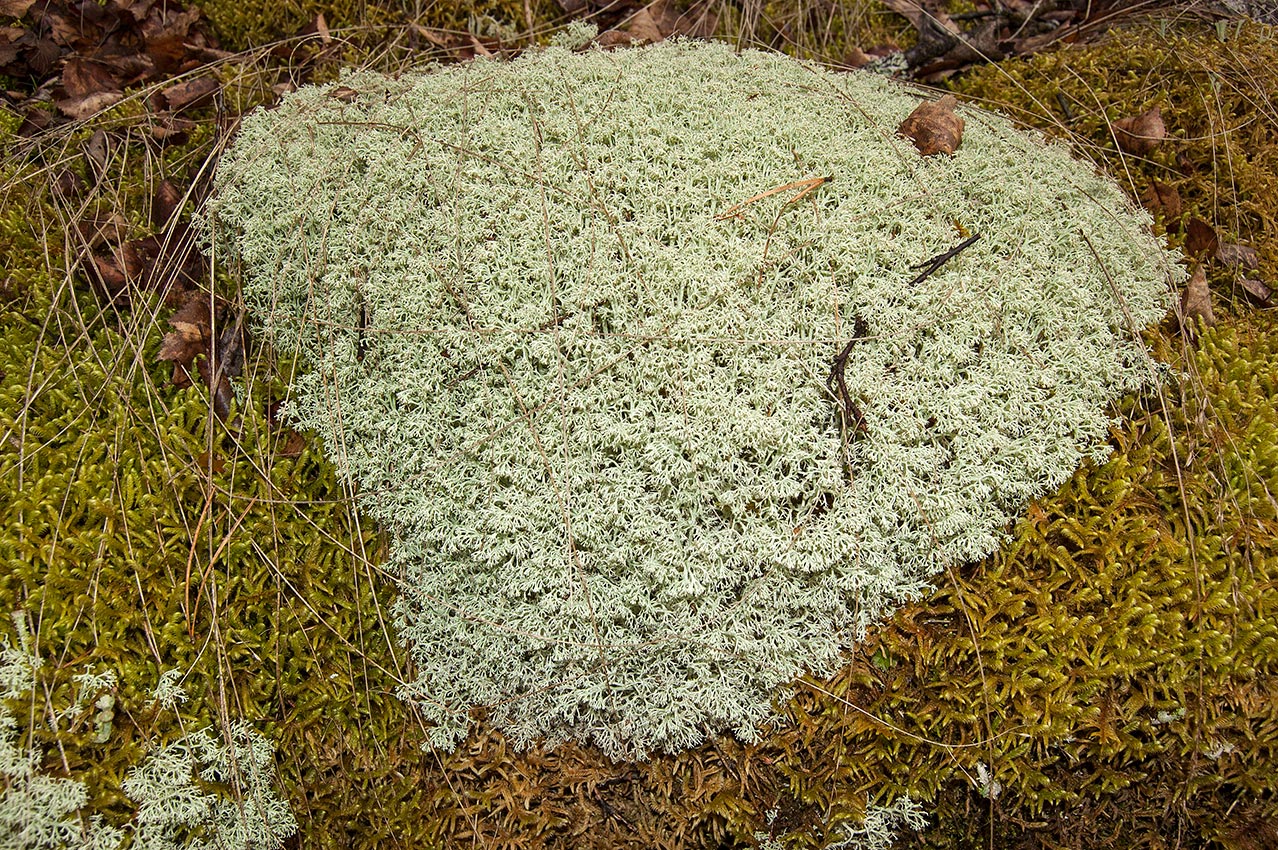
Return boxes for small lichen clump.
[211,40,1176,758]
[0,618,296,850]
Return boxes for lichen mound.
[210,40,1176,758]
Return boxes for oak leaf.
[1239,279,1272,305]
[1180,264,1215,329]
[1216,242,1260,270]
[898,94,964,156]
[1114,107,1166,156]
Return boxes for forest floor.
[1,2,1276,849]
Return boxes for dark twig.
[908,233,982,286]
[827,315,869,438]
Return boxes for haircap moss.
[209,40,1178,759]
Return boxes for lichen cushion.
[209,40,1177,759]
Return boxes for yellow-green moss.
[191,0,549,54]
[715,1,913,63]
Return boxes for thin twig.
[827,315,870,438]
[908,233,982,286]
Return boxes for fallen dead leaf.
[843,46,873,68]
[1185,217,1219,259]
[195,449,225,474]
[1142,180,1181,224]
[0,0,37,17]
[1114,107,1166,156]
[52,169,84,200]
[594,29,637,48]
[898,94,964,156]
[152,179,184,231]
[56,89,123,119]
[60,56,120,100]
[1216,242,1260,270]
[158,291,243,419]
[648,0,717,39]
[621,8,664,43]
[15,105,52,136]
[1239,279,1272,305]
[82,128,111,175]
[149,114,195,144]
[75,212,132,248]
[1180,264,1215,329]
[0,28,23,66]
[160,76,218,111]
[159,290,211,363]
[87,241,149,303]
[277,429,305,457]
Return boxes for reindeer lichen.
[210,40,1177,758]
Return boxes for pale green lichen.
[0,624,295,850]
[210,40,1178,758]
[124,724,297,850]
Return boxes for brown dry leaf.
[1113,107,1166,156]
[1185,217,1219,259]
[620,9,664,43]
[52,169,84,200]
[594,29,637,48]
[648,0,717,39]
[152,179,184,231]
[149,114,194,144]
[56,89,123,119]
[880,0,923,28]
[195,449,225,474]
[75,212,131,248]
[98,52,154,83]
[158,289,212,367]
[88,251,129,300]
[843,46,873,69]
[82,128,111,174]
[0,0,37,17]
[409,23,451,47]
[1239,279,1273,305]
[60,56,120,99]
[277,429,305,457]
[87,239,152,304]
[1180,264,1215,329]
[140,6,206,73]
[1142,180,1181,224]
[0,27,26,68]
[898,94,964,156]
[159,291,242,418]
[15,105,51,136]
[1216,242,1260,270]
[160,76,218,111]
[327,85,358,102]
